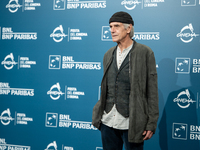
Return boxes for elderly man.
[92,11,159,150]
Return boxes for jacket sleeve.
[92,100,102,129]
[146,51,159,133]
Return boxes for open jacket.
[92,41,159,143]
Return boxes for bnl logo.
[49,55,61,69]
[181,0,196,6]
[53,0,66,10]
[101,26,112,41]
[45,113,58,128]
[172,123,187,140]
[175,58,190,74]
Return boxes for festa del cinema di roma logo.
[177,23,199,43]
[173,89,196,109]
[0,108,33,126]
[1,53,17,70]
[121,0,141,10]
[44,141,74,150]
[45,141,57,150]
[0,108,14,125]
[50,25,88,42]
[50,25,68,42]
[1,53,36,70]
[6,0,22,13]
[121,0,165,10]
[47,82,85,100]
[6,0,41,13]
[47,82,65,100]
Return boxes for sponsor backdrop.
[0,0,200,150]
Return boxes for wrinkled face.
[109,22,130,43]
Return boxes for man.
[92,11,159,150]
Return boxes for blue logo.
[101,26,112,41]
[181,0,196,6]
[46,113,58,127]
[172,123,187,140]
[54,0,65,10]
[175,58,190,74]
[49,55,61,69]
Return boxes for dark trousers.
[100,123,144,150]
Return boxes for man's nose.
[110,27,115,33]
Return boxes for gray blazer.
[92,41,159,143]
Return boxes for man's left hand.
[143,130,153,140]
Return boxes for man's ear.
[127,24,132,33]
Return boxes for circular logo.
[121,0,140,10]
[6,0,22,13]
[50,25,68,42]
[1,53,17,70]
[47,83,65,100]
[45,141,57,150]
[173,89,196,108]
[177,23,199,43]
[0,109,14,125]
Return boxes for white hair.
[123,23,134,38]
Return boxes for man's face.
[109,22,131,43]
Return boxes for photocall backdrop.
[0,0,200,150]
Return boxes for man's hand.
[143,130,153,140]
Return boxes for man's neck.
[117,38,133,52]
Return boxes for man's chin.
[112,38,118,42]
